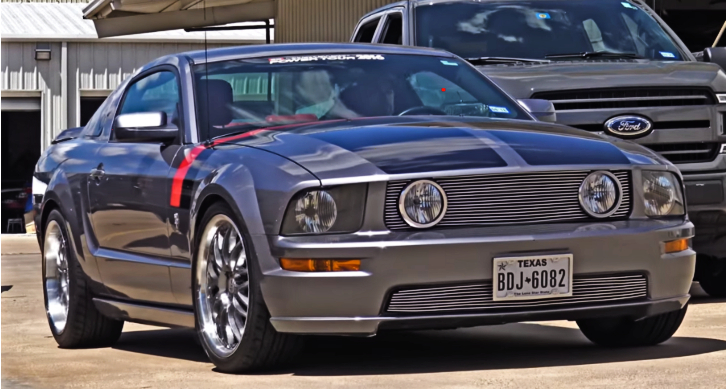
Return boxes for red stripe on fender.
[170,145,206,207]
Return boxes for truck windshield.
[193,54,528,141]
[415,0,685,62]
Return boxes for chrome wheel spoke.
[196,214,250,357]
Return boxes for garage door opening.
[80,97,106,126]
[2,110,41,234]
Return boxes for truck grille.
[645,143,720,164]
[385,171,632,230]
[386,274,648,314]
[532,88,715,111]
[570,120,711,132]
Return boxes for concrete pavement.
[2,240,725,388]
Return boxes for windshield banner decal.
[269,54,385,64]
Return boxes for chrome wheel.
[196,215,250,358]
[44,220,70,334]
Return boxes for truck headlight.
[642,171,685,217]
[717,93,726,104]
[281,184,366,235]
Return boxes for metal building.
[1,1,267,232]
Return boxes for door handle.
[90,167,105,181]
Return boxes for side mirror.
[113,112,178,143]
[517,99,557,123]
[703,47,726,70]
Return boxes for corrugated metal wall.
[276,0,398,43]
[2,41,228,149]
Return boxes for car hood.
[477,60,726,99]
[229,117,666,181]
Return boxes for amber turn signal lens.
[664,239,689,254]
[280,259,361,272]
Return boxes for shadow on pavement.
[114,328,208,363]
[112,322,726,376]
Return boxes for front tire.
[577,305,687,347]
[697,256,726,298]
[193,202,301,373]
[42,209,123,348]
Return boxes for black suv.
[353,0,726,297]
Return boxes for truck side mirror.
[517,99,557,123]
[704,47,726,70]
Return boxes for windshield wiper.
[544,51,644,60]
[465,57,550,65]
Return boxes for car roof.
[179,42,457,65]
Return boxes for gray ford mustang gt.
[34,43,695,373]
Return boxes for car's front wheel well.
[39,199,60,247]
[194,194,228,238]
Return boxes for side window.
[381,12,403,45]
[409,71,476,107]
[354,17,381,42]
[118,71,181,124]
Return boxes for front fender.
[189,147,319,272]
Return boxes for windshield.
[193,53,528,141]
[415,0,684,61]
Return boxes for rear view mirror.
[517,99,557,123]
[703,47,726,71]
[113,112,178,143]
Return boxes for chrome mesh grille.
[385,171,632,230]
[386,274,647,314]
[532,88,715,111]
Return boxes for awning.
[83,0,275,38]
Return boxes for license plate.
[493,254,573,301]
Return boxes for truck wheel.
[193,202,302,373]
[577,305,687,347]
[42,209,124,348]
[697,258,726,298]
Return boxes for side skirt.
[93,298,194,328]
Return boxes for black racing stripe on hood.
[488,130,630,166]
[306,126,507,174]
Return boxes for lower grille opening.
[644,143,720,164]
[386,274,647,315]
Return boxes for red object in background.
[442,88,446,92]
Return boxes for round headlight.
[579,171,622,218]
[294,190,337,233]
[399,180,447,228]
[642,171,677,216]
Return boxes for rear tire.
[42,209,124,348]
[577,305,687,347]
[193,202,302,373]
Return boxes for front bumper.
[681,169,726,258]
[257,220,695,335]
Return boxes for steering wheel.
[398,106,448,116]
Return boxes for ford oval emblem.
[604,116,653,138]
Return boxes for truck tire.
[42,209,124,348]
[577,305,687,347]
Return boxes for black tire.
[193,202,302,373]
[697,257,726,298]
[42,209,124,348]
[577,305,687,347]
